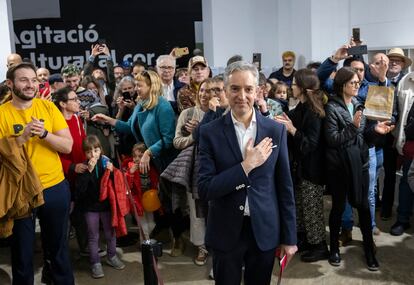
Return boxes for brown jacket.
[177,82,199,113]
[0,137,44,238]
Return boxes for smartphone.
[122,91,131,101]
[352,28,361,43]
[348,45,368,56]
[252,53,262,71]
[174,47,189,57]
[39,81,50,95]
[101,155,110,168]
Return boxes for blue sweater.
[115,96,176,159]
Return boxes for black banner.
[13,0,202,72]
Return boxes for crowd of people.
[0,38,413,285]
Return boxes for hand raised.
[209,97,220,112]
[91,44,101,57]
[353,110,362,128]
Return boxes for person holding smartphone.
[113,76,137,155]
[83,42,116,114]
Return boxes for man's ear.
[5,79,13,89]
[59,101,66,109]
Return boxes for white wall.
[202,0,255,69]
[202,0,414,72]
[349,0,414,49]
[0,0,14,80]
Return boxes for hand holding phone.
[348,45,368,56]
[173,47,189,58]
[122,91,131,101]
[352,28,361,44]
[252,53,262,71]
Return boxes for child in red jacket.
[126,143,159,237]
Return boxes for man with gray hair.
[156,55,184,114]
[198,61,297,284]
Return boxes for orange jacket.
[100,168,129,237]
[0,137,44,238]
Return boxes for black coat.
[324,95,379,207]
[324,96,372,172]
[287,101,324,185]
[75,157,111,212]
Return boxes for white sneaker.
[106,255,125,270]
[194,246,208,266]
[91,263,104,278]
[208,268,214,280]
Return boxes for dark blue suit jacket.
[198,110,297,252]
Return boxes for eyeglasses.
[67,97,79,102]
[158,66,175,71]
[389,58,404,65]
[348,81,361,87]
[206,88,223,94]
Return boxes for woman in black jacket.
[276,69,328,262]
[324,67,392,271]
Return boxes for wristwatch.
[39,130,48,139]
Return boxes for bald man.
[6,53,22,69]
[37,67,50,83]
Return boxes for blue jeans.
[11,180,74,285]
[368,147,384,229]
[397,159,414,224]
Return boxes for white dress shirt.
[231,109,257,216]
[162,81,175,102]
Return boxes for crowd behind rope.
[0,38,413,284]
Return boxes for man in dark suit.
[198,61,297,285]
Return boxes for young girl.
[126,143,159,238]
[269,81,289,113]
[76,135,125,278]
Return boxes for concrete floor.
[1,197,413,285]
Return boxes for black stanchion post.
[141,239,163,285]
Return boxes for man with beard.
[269,51,296,87]
[113,65,124,85]
[0,63,74,284]
[61,64,101,110]
[381,48,412,223]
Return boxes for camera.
[122,91,131,101]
